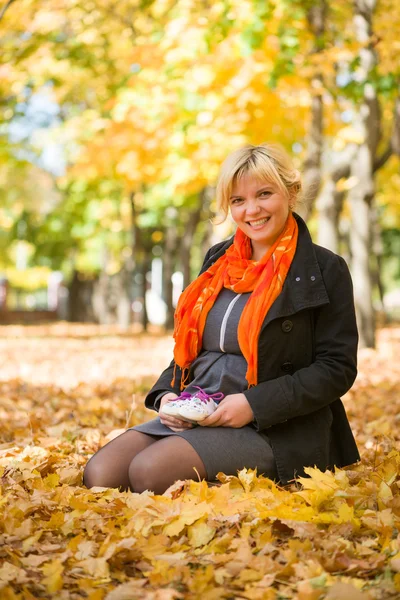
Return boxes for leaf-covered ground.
[1,323,400,600]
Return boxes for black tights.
[83,430,207,495]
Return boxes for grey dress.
[131,288,278,482]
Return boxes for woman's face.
[229,173,290,260]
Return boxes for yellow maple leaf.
[75,540,98,560]
[47,511,65,529]
[76,557,110,579]
[162,502,211,537]
[58,466,81,485]
[22,531,43,553]
[237,467,258,492]
[0,562,26,585]
[43,473,60,489]
[187,518,216,548]
[298,467,338,491]
[337,502,355,523]
[41,559,64,593]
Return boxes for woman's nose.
[245,199,261,215]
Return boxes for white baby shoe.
[178,387,224,423]
[160,391,193,418]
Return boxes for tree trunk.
[163,218,179,330]
[200,185,218,256]
[129,190,141,264]
[68,271,97,322]
[371,206,385,314]
[317,179,344,253]
[129,190,149,330]
[201,218,214,259]
[317,147,355,251]
[391,87,400,156]
[349,159,375,348]
[181,190,205,288]
[296,0,326,221]
[116,266,132,328]
[348,0,380,348]
[141,248,150,331]
[92,272,109,324]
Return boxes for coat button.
[281,361,294,374]
[282,319,293,333]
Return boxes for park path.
[0,323,174,389]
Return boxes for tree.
[1,0,400,339]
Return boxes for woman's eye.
[260,191,272,197]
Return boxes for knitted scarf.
[172,212,298,389]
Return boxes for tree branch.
[0,0,17,24]
[373,85,400,171]
[391,85,400,156]
[373,144,392,173]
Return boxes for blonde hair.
[216,143,302,221]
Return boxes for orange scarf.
[172,213,298,389]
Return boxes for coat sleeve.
[144,360,182,411]
[243,254,359,431]
[144,245,215,411]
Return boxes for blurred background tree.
[0,0,399,345]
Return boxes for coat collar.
[203,213,330,326]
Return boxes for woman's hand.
[159,393,194,432]
[199,393,254,428]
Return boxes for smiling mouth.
[247,217,270,227]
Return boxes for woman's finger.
[160,416,193,429]
[164,421,192,431]
[159,414,184,425]
[200,409,224,427]
[161,417,191,427]
[168,422,193,429]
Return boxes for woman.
[83,143,360,495]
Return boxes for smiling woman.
[229,176,290,261]
[83,143,360,495]
[219,145,302,261]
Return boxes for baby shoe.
[160,391,193,418]
[178,387,224,422]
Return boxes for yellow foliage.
[187,518,216,548]
[4,267,52,291]
[1,295,400,593]
[41,559,64,593]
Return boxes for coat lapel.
[261,214,330,328]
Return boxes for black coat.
[145,213,360,485]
